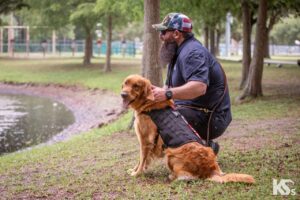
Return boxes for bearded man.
[151,13,232,154]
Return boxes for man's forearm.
[171,81,207,100]
[151,81,206,102]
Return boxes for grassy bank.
[0,57,299,199]
[0,57,140,93]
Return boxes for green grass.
[0,57,299,199]
[0,57,140,93]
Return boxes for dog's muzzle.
[121,91,128,99]
[121,91,135,108]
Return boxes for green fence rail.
[1,40,141,57]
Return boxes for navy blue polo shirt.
[166,36,231,112]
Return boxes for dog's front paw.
[127,168,136,175]
[130,170,143,176]
[168,174,176,181]
[127,168,142,176]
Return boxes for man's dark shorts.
[177,107,232,140]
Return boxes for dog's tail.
[209,173,255,184]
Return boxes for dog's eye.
[133,84,139,90]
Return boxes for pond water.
[0,93,75,155]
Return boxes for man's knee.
[209,110,232,139]
[177,107,208,126]
[176,107,209,139]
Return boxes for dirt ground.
[221,117,300,150]
[0,83,124,145]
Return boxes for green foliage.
[10,0,76,41]
[160,0,236,35]
[23,0,71,30]
[267,0,300,16]
[70,2,100,34]
[0,14,10,26]
[117,21,144,40]
[0,0,29,25]
[95,0,136,16]
[22,0,99,37]
[271,16,300,45]
[194,0,228,27]
[0,0,29,15]
[94,0,143,32]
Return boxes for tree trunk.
[142,0,162,86]
[204,26,209,49]
[83,30,93,65]
[263,11,279,58]
[209,27,215,56]
[104,14,112,72]
[239,0,268,100]
[215,28,220,56]
[239,0,252,89]
[263,32,270,58]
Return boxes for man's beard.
[159,41,178,66]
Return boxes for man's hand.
[151,85,167,102]
[151,81,206,102]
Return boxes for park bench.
[218,57,300,68]
[264,59,300,68]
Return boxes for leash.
[205,64,227,144]
[176,104,213,113]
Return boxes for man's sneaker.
[208,140,220,155]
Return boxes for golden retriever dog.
[121,74,254,183]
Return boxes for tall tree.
[263,0,300,58]
[238,0,268,100]
[238,0,299,89]
[95,0,143,72]
[70,2,100,65]
[142,0,162,86]
[233,0,258,90]
[104,14,112,72]
[21,0,98,65]
[95,0,115,72]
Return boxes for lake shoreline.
[0,82,124,147]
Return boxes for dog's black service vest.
[144,107,204,148]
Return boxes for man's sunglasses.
[160,29,175,35]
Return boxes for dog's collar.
[136,101,175,115]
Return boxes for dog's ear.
[144,80,154,101]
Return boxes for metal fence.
[0,40,142,57]
[1,39,299,57]
[219,43,300,56]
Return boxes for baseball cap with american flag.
[152,13,192,32]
